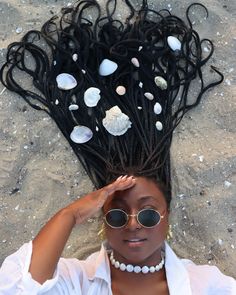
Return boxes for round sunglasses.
[104,208,164,228]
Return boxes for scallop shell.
[116,86,126,96]
[131,57,140,67]
[84,87,101,107]
[70,126,93,143]
[56,73,77,90]
[155,121,163,131]
[154,102,162,115]
[144,92,154,100]
[99,59,118,76]
[154,76,167,90]
[102,106,132,136]
[69,104,79,111]
[167,36,181,51]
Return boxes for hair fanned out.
[0,0,223,202]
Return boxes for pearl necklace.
[110,251,165,274]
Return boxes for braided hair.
[0,0,223,207]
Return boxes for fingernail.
[121,175,128,179]
[116,175,123,181]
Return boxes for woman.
[0,0,235,294]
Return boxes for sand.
[0,0,235,279]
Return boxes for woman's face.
[103,177,169,265]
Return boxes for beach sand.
[0,0,235,278]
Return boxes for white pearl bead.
[114,261,120,268]
[141,266,149,274]
[149,266,156,273]
[126,264,134,272]
[120,263,126,271]
[134,266,142,273]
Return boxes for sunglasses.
[104,208,164,228]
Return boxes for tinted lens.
[138,209,161,227]
[105,209,127,228]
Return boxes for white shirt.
[0,241,235,295]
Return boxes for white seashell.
[155,121,163,131]
[131,57,140,68]
[99,59,118,76]
[144,92,154,100]
[70,126,93,143]
[72,53,78,61]
[102,106,132,136]
[167,36,181,51]
[154,76,167,90]
[138,46,143,51]
[56,73,77,90]
[139,82,143,88]
[154,102,162,114]
[82,69,86,74]
[55,99,59,105]
[116,85,126,96]
[84,87,101,107]
[69,104,79,111]
[137,106,142,110]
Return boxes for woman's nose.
[126,214,141,230]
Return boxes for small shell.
[154,76,167,90]
[55,99,59,105]
[154,102,162,114]
[138,46,143,51]
[72,53,78,61]
[70,126,93,143]
[102,106,132,136]
[56,73,77,90]
[82,69,86,74]
[144,92,154,100]
[99,59,118,76]
[116,86,126,96]
[137,106,142,110]
[155,121,163,131]
[167,36,181,51]
[139,82,143,88]
[69,104,79,111]
[131,57,140,68]
[84,87,101,107]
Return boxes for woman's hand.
[67,175,136,224]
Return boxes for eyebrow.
[111,195,158,205]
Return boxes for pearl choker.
[109,251,165,274]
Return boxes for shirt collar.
[165,241,192,295]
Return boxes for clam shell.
[116,86,126,96]
[84,87,101,107]
[167,36,181,51]
[154,76,167,90]
[99,59,118,76]
[70,126,93,143]
[69,104,79,111]
[154,102,162,115]
[155,121,163,131]
[102,106,132,136]
[56,73,77,90]
[131,57,140,67]
[144,92,154,100]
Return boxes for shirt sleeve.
[0,241,80,295]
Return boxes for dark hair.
[0,0,223,204]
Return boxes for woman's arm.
[28,175,135,284]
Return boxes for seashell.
[155,121,163,131]
[116,86,126,96]
[70,126,93,143]
[144,92,154,100]
[99,59,118,76]
[154,102,162,114]
[102,106,132,136]
[55,99,59,105]
[154,76,167,90]
[167,36,181,51]
[69,104,79,111]
[56,73,77,90]
[138,46,143,51]
[84,87,101,107]
[131,57,140,68]
[82,69,86,74]
[72,53,78,62]
[139,82,143,88]
[137,106,142,110]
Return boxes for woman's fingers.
[104,175,136,196]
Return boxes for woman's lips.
[124,238,147,247]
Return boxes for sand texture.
[0,0,235,279]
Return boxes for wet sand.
[0,0,235,278]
